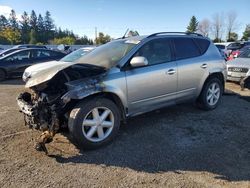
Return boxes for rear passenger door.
[31,49,51,63]
[173,37,209,101]
[32,49,61,64]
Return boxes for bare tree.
[226,11,239,41]
[211,13,225,42]
[197,19,210,37]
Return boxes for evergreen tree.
[0,15,9,30]
[20,11,30,43]
[0,8,96,45]
[9,9,19,30]
[187,16,199,33]
[30,10,38,30]
[37,14,45,43]
[242,24,250,41]
[44,11,54,42]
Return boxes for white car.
[227,48,250,82]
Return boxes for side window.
[33,50,51,58]
[5,51,31,62]
[194,38,210,54]
[174,38,200,60]
[134,39,172,65]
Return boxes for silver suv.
[17,32,226,153]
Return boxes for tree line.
[1,9,249,45]
[186,12,250,42]
[0,9,94,45]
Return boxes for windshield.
[74,39,139,69]
[239,49,250,58]
[61,48,93,62]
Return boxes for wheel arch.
[70,92,127,121]
[198,72,225,97]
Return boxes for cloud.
[0,5,22,20]
[0,5,12,17]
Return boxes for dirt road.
[0,79,250,188]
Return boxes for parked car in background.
[227,42,242,51]
[227,48,250,82]
[215,43,231,57]
[0,44,47,57]
[0,48,22,57]
[0,48,65,81]
[238,45,250,55]
[12,44,47,49]
[241,41,250,48]
[228,45,250,60]
[21,47,96,82]
[17,32,226,153]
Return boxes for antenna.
[122,28,129,39]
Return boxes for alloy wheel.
[82,107,114,142]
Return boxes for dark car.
[12,44,47,49]
[227,42,242,51]
[0,48,65,81]
[0,45,47,57]
[0,48,21,57]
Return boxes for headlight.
[22,71,31,82]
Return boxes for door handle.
[166,69,176,75]
[201,64,207,69]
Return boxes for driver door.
[125,38,177,115]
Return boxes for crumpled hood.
[227,58,250,68]
[24,61,78,88]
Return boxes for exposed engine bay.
[17,64,106,154]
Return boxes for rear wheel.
[197,77,223,110]
[0,69,6,81]
[68,98,120,149]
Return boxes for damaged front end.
[17,63,106,154]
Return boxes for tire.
[68,98,121,150]
[0,69,6,81]
[197,77,223,110]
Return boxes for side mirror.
[130,56,148,67]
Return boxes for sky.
[0,0,249,39]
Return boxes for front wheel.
[68,98,121,149]
[197,77,223,110]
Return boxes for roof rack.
[147,32,203,38]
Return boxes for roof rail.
[147,32,203,38]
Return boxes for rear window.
[174,38,200,60]
[215,45,225,50]
[195,38,210,54]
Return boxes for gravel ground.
[0,79,250,188]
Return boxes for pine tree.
[30,10,38,30]
[20,11,30,43]
[37,14,45,43]
[187,16,199,33]
[44,11,54,42]
[242,24,250,41]
[9,9,19,30]
[0,15,9,30]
